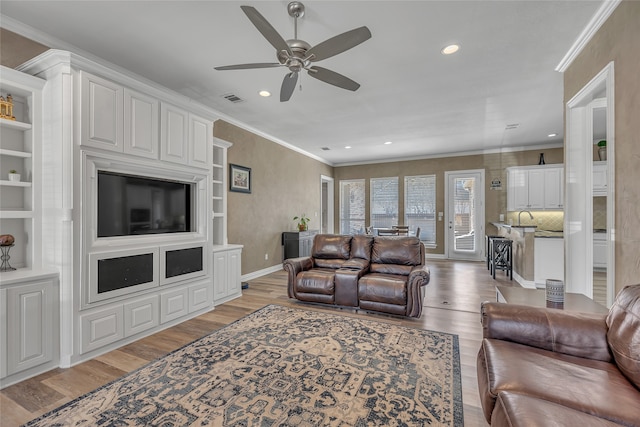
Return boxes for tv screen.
[97,171,192,237]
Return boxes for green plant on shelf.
[293,214,310,231]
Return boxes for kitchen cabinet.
[507,165,564,211]
[593,162,607,196]
[534,237,564,286]
[593,233,607,268]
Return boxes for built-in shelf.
[212,196,223,200]
[212,180,223,185]
[212,163,223,169]
[0,118,32,131]
[0,149,32,158]
[213,212,225,218]
[0,180,31,187]
[0,210,34,219]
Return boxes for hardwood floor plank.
[1,259,500,426]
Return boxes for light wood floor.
[1,259,520,426]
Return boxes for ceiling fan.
[215,1,372,102]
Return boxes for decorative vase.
[538,153,545,165]
[298,224,307,232]
[545,279,565,304]
[8,173,20,182]
[598,147,607,161]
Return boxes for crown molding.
[555,0,621,72]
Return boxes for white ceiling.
[0,1,604,165]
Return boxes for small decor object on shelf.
[0,94,16,120]
[538,153,546,165]
[545,279,565,306]
[0,235,16,271]
[0,234,15,246]
[229,163,251,193]
[294,214,310,231]
[7,169,21,182]
[597,140,607,161]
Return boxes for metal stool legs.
[486,235,501,270]
[490,238,512,280]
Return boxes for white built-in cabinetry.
[593,161,608,196]
[212,246,243,304]
[507,165,564,211]
[16,50,241,371]
[593,233,607,268]
[0,67,61,388]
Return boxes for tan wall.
[333,148,564,255]
[213,120,333,275]
[564,0,640,294]
[0,29,48,68]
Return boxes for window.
[339,179,365,234]
[370,177,398,229]
[404,175,436,245]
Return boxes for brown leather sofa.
[477,284,640,426]
[283,234,430,318]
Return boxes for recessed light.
[345,146,352,149]
[258,90,271,97]
[547,133,557,137]
[384,141,393,145]
[441,44,460,55]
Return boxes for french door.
[445,170,485,260]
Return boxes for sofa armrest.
[283,257,314,298]
[406,265,431,318]
[480,302,612,362]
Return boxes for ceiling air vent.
[505,123,520,130]
[321,147,331,151]
[222,93,245,103]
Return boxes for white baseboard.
[241,264,283,282]
[513,272,536,289]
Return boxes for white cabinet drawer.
[124,295,159,337]
[160,287,189,323]
[81,306,124,354]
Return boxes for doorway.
[320,175,334,234]
[445,170,485,260]
[565,62,615,307]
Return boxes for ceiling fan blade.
[240,5,292,55]
[307,66,360,91]
[215,63,281,71]
[307,26,372,62]
[280,72,298,102]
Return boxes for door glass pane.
[453,177,476,251]
[370,177,398,229]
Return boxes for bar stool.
[486,235,501,270]
[490,238,513,280]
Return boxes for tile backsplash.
[593,196,607,229]
[506,211,564,231]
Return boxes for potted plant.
[8,169,20,182]
[597,140,606,161]
[293,214,310,231]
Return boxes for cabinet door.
[527,170,545,209]
[593,163,607,195]
[593,236,607,268]
[80,71,123,151]
[508,169,528,211]
[213,250,229,301]
[124,88,159,159]
[160,103,188,164]
[227,249,242,296]
[189,114,212,169]
[544,167,564,209]
[5,281,55,375]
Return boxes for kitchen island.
[491,223,537,288]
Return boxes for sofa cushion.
[492,392,623,427]
[371,236,421,266]
[314,258,347,269]
[350,234,373,260]
[606,284,640,389]
[369,263,414,276]
[358,273,407,305]
[296,269,336,295]
[478,338,640,426]
[312,234,352,260]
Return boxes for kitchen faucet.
[518,210,534,226]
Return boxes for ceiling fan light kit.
[215,2,372,102]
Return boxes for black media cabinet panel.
[165,246,203,278]
[98,253,154,293]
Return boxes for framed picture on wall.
[229,164,251,193]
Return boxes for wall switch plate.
[265,253,268,260]
[499,214,505,221]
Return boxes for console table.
[496,286,608,314]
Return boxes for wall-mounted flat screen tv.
[97,171,192,237]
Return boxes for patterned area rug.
[25,305,463,426]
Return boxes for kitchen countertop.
[491,222,537,231]
[534,230,564,238]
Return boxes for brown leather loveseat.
[283,234,430,318]
[477,284,640,426]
